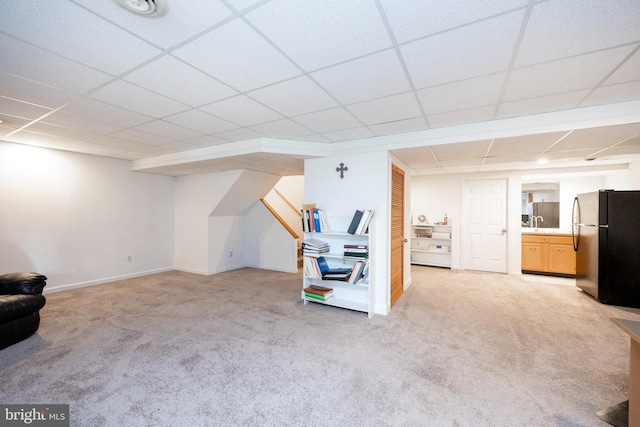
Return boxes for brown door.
[390,164,405,306]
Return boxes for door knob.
[502,228,507,233]
[403,238,408,243]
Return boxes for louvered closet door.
[390,164,405,306]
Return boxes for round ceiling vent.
[112,0,168,17]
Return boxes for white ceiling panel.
[89,80,190,118]
[0,1,160,75]
[392,146,438,169]
[488,132,568,156]
[401,11,524,89]
[200,95,283,127]
[505,46,635,102]
[293,107,362,134]
[214,128,263,142]
[248,76,338,117]
[581,81,640,108]
[496,91,589,120]
[124,56,237,107]
[172,19,301,92]
[0,73,77,109]
[249,119,313,139]
[432,140,492,161]
[427,106,495,129]
[321,127,376,143]
[605,47,640,85]
[181,135,229,148]
[60,98,153,128]
[111,128,174,146]
[246,0,392,71]
[134,120,203,141]
[0,97,52,121]
[0,116,31,137]
[417,73,505,115]
[381,0,527,44]
[370,117,427,137]
[73,0,233,49]
[163,109,239,135]
[41,111,123,135]
[225,0,263,12]
[550,123,640,152]
[0,33,112,94]
[347,92,422,126]
[516,0,640,67]
[311,49,412,105]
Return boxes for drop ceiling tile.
[0,97,52,120]
[0,2,160,75]
[381,0,527,44]
[173,19,301,92]
[596,144,640,157]
[347,92,422,126]
[489,132,569,156]
[391,146,439,169]
[159,140,203,151]
[426,105,495,129]
[516,0,640,67]
[214,128,263,142]
[245,0,392,71]
[439,157,484,167]
[311,49,412,105]
[134,120,203,141]
[605,47,640,85]
[248,76,338,117]
[321,126,376,142]
[417,73,505,115]
[505,46,635,102]
[0,115,31,136]
[4,130,82,151]
[0,73,77,109]
[74,0,233,49]
[111,129,174,146]
[60,98,153,128]
[292,107,361,133]
[619,133,640,147]
[200,95,283,127]
[124,56,237,107]
[89,80,190,118]
[496,90,589,120]
[163,109,239,134]
[292,134,331,143]
[24,121,114,144]
[41,111,123,135]
[0,33,112,94]
[401,11,523,89]
[249,119,313,139]
[370,117,427,136]
[182,135,229,147]
[431,140,492,161]
[580,81,640,108]
[550,123,640,152]
[226,0,263,11]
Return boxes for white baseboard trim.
[43,267,174,294]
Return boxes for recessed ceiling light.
[112,0,168,17]
[537,158,548,165]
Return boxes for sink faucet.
[532,216,544,228]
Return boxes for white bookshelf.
[410,224,451,268]
[302,231,373,317]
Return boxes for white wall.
[305,151,390,315]
[605,160,640,190]
[245,202,298,273]
[0,142,175,291]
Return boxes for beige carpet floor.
[1,266,639,426]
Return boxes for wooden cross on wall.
[336,162,348,179]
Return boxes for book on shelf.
[301,206,329,233]
[348,261,369,285]
[305,285,333,296]
[347,209,375,235]
[304,292,332,301]
[302,238,329,255]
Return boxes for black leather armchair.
[0,272,47,350]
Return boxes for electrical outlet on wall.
[229,248,233,257]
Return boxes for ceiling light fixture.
[112,0,168,17]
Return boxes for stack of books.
[304,256,354,281]
[301,238,329,256]
[343,244,368,261]
[347,209,375,235]
[304,285,333,301]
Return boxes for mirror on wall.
[522,182,560,229]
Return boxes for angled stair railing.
[260,198,299,240]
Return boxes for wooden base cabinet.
[521,233,575,276]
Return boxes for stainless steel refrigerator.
[572,190,640,308]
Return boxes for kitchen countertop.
[521,228,572,235]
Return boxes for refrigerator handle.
[572,196,580,251]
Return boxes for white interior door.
[463,179,507,273]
